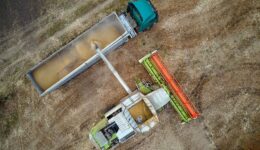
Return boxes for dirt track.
[0,0,259,150]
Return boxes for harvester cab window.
[101,122,119,140]
[107,108,122,120]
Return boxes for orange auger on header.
[150,51,199,119]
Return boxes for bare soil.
[0,0,259,150]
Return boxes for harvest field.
[0,0,259,149]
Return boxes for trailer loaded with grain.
[27,0,158,96]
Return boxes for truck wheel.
[146,24,154,31]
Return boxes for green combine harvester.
[89,45,170,150]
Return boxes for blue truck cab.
[127,0,158,32]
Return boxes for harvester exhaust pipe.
[92,42,132,95]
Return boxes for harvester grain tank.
[27,0,158,96]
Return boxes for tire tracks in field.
[190,62,260,111]
[189,62,260,149]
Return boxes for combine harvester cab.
[139,50,199,122]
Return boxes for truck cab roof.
[128,0,158,32]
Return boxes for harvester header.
[139,50,199,122]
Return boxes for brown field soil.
[0,0,259,150]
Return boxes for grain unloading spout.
[92,42,132,95]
